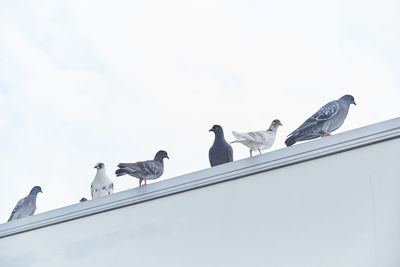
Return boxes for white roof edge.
[1,117,400,238]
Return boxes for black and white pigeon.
[115,150,169,187]
[209,125,233,167]
[91,162,113,199]
[285,94,356,146]
[8,186,42,222]
[231,119,283,157]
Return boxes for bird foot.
[322,132,331,137]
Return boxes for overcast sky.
[0,0,399,222]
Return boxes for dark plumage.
[8,186,42,222]
[115,150,169,187]
[209,125,233,167]
[285,95,356,146]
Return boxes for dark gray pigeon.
[209,125,233,166]
[115,150,169,187]
[80,197,88,202]
[285,94,356,146]
[8,186,42,222]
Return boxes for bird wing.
[118,161,150,172]
[100,183,114,195]
[248,132,267,143]
[209,146,215,166]
[108,183,114,194]
[120,160,162,175]
[234,131,267,144]
[232,131,255,142]
[8,198,25,222]
[288,100,340,136]
[91,182,113,198]
[90,183,94,198]
[139,161,163,176]
[227,144,233,162]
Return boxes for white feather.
[91,167,113,199]
[231,120,282,154]
[232,130,276,151]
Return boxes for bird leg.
[144,179,147,186]
[258,149,262,155]
[139,179,142,187]
[322,132,331,137]
[250,150,253,157]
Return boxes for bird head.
[267,119,282,131]
[272,119,283,127]
[155,150,169,160]
[340,95,356,105]
[94,162,105,170]
[209,125,224,135]
[30,186,43,195]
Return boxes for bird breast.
[327,103,350,133]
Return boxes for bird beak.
[352,100,357,105]
[166,156,170,159]
[279,122,283,126]
[40,189,43,193]
[209,128,213,132]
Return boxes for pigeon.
[91,162,114,199]
[231,119,283,157]
[80,197,88,202]
[285,94,356,146]
[209,125,233,167]
[8,186,42,222]
[115,150,169,187]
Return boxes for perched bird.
[231,119,283,157]
[285,94,356,146]
[115,150,169,187]
[91,162,114,199]
[209,125,233,167]
[80,197,88,202]
[8,186,42,222]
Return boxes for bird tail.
[285,135,297,147]
[231,131,243,144]
[115,168,136,177]
[117,163,131,168]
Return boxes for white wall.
[0,135,399,267]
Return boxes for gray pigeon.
[8,186,42,222]
[91,162,113,199]
[209,125,233,166]
[285,95,356,146]
[80,197,88,202]
[115,150,169,187]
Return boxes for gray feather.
[209,125,233,167]
[285,95,356,146]
[8,186,42,222]
[115,150,168,183]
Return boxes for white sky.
[0,0,399,222]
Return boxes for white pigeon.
[231,119,283,157]
[91,162,114,199]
